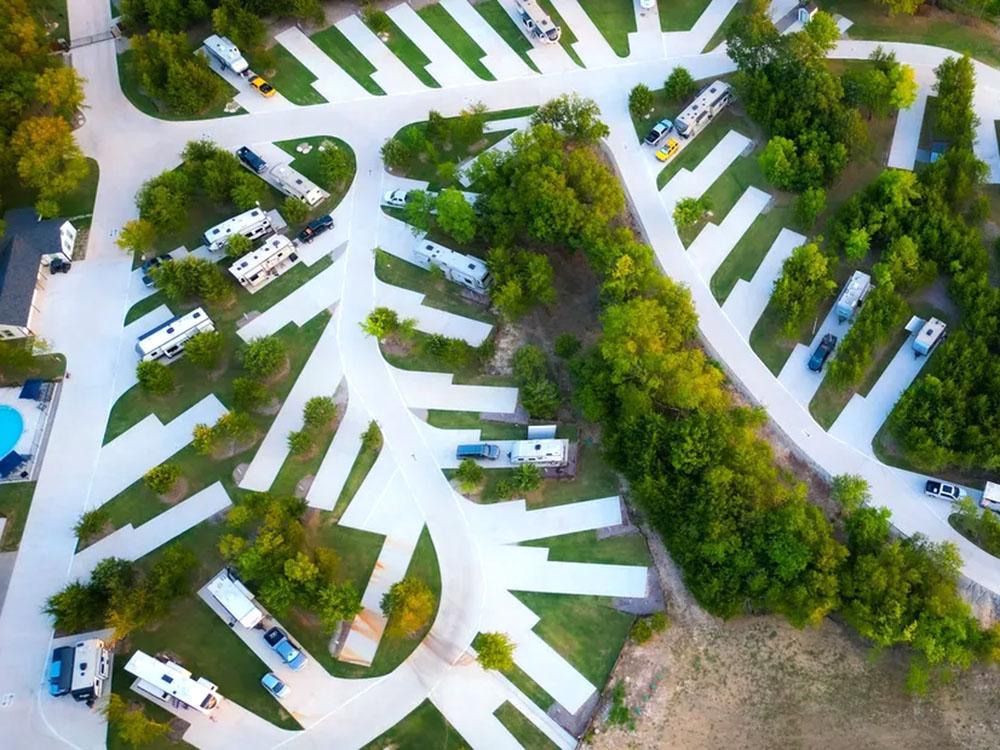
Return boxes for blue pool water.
[0,406,24,457]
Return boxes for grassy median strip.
[362,700,468,750]
[661,0,713,31]
[475,0,541,73]
[577,0,635,56]
[494,702,560,749]
[536,0,584,67]
[310,26,386,95]
[0,482,36,551]
[375,16,441,88]
[265,43,327,105]
[418,4,496,81]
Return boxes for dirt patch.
[159,476,190,505]
[381,334,412,358]
[262,356,291,387]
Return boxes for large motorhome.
[125,651,220,715]
[835,270,872,322]
[203,207,274,252]
[203,34,249,74]
[228,234,299,294]
[509,438,569,467]
[515,0,561,44]
[269,164,326,207]
[673,81,734,139]
[413,239,491,294]
[135,308,215,362]
[207,570,264,628]
[913,317,946,356]
[49,639,111,703]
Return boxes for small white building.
[207,570,264,628]
[203,207,274,252]
[203,34,248,74]
[269,164,326,207]
[135,307,215,362]
[509,438,569,467]
[228,235,299,294]
[125,651,220,715]
[413,239,491,294]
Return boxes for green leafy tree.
[875,0,922,15]
[758,136,798,190]
[402,189,434,233]
[486,248,556,319]
[287,429,313,456]
[151,256,231,304]
[362,1,392,34]
[35,66,86,119]
[11,116,89,213]
[241,336,286,379]
[44,581,101,632]
[934,55,977,142]
[794,187,826,229]
[104,694,170,748]
[136,360,174,395]
[531,94,609,143]
[455,458,484,493]
[361,420,383,451]
[663,66,695,101]
[520,378,560,418]
[212,0,266,52]
[454,101,488,143]
[436,160,458,185]
[319,141,353,187]
[361,307,402,340]
[771,241,837,335]
[129,30,223,115]
[435,188,477,244]
[844,226,871,261]
[183,330,224,369]
[74,508,110,541]
[315,582,362,631]
[512,463,542,492]
[831,474,871,514]
[554,333,581,359]
[381,576,435,637]
[116,219,157,254]
[476,631,515,671]
[303,396,336,429]
[144,463,181,494]
[137,169,193,233]
[628,84,654,118]
[232,376,269,412]
[672,196,710,229]
[281,196,309,224]
[283,550,318,585]
[380,136,410,169]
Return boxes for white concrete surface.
[387,4,482,87]
[496,0,580,73]
[236,259,344,341]
[91,396,227,508]
[660,129,752,209]
[662,0,739,55]
[775,300,842,408]
[205,54,297,114]
[73,483,232,578]
[549,0,619,68]
[722,227,803,338]
[336,14,430,94]
[391,366,519,413]
[887,86,929,170]
[273,27,371,102]
[689,187,772,280]
[374,277,492,345]
[438,0,536,79]
[628,0,665,61]
[305,396,371,511]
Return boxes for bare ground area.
[587,522,1000,750]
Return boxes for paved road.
[1,2,998,747]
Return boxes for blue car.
[264,627,307,670]
[261,672,291,699]
[808,333,837,372]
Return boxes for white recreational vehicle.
[835,270,872,322]
[228,235,299,294]
[125,651,220,715]
[54,639,111,703]
[207,570,264,628]
[203,207,274,252]
[413,240,491,294]
[515,0,561,43]
[203,34,249,74]
[673,80,734,139]
[509,438,569,467]
[269,164,326,207]
[135,308,215,362]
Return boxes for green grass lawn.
[274,135,356,218]
[1,157,99,223]
[330,439,382,520]
[374,250,494,323]
[362,700,469,750]
[418,5,496,81]
[656,108,751,189]
[475,0,541,73]
[703,0,746,52]
[381,330,514,387]
[660,0,712,31]
[327,526,440,678]
[513,591,634,689]
[427,410,526,440]
[536,0,584,67]
[371,16,440,88]
[261,43,327,106]
[310,26,386,95]
[477,443,620,505]
[0,482,36,551]
[577,0,635,57]
[269,417,340,497]
[494,702,559,750]
[710,201,797,302]
[472,635,555,709]
[117,50,242,120]
[826,0,1000,69]
[523,529,652,566]
[33,0,69,39]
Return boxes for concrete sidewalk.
[391,366,519,413]
[722,227,803,338]
[689,187,772,280]
[305,395,370,511]
[662,0,739,55]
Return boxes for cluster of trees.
[771,240,837,336]
[627,66,695,121]
[363,306,493,373]
[673,196,711,230]
[402,188,477,244]
[952,498,1000,557]
[129,30,225,115]
[1,1,88,218]
[45,547,196,641]
[826,282,908,387]
[288,395,337,456]
[494,463,541,500]
[220,492,362,630]
[512,345,560,419]
[728,3,915,192]
[151,257,233,304]
[192,410,257,455]
[105,694,170,748]
[381,104,489,179]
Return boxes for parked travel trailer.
[203,207,274,251]
[135,308,215,362]
[913,317,946,356]
[269,164,326,206]
[413,240,491,293]
[835,270,872,322]
[673,81,734,139]
[207,570,264,628]
[228,235,299,293]
[509,439,569,467]
[125,651,220,715]
[515,0,561,43]
[981,481,1000,513]
[49,639,110,702]
[202,34,248,74]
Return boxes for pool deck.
[0,384,60,482]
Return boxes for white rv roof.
[207,572,263,627]
[839,270,871,307]
[414,240,489,282]
[136,307,213,355]
[228,235,293,277]
[125,651,219,712]
[204,207,269,243]
[203,34,248,73]
[509,438,568,459]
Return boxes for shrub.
[287,429,313,456]
[606,680,632,728]
[554,333,581,359]
[673,196,710,229]
[144,463,180,494]
[520,378,560,418]
[319,141,353,187]
[74,507,109,541]
[512,463,541,492]
[225,233,252,258]
[152,256,232,304]
[281,196,309,224]
[436,160,458,185]
[232,376,269,412]
[183,330,224,369]
[455,458,484,492]
[664,66,695,101]
[495,479,515,499]
[362,2,391,35]
[105,695,170,747]
[241,336,286,379]
[381,576,435,637]
[361,420,382,451]
[303,396,336,430]
[512,344,547,383]
[795,186,826,229]
[476,631,516,671]
[136,360,174,395]
[380,136,410,169]
[631,611,669,643]
[628,84,654,118]
[361,307,410,340]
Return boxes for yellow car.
[249,76,275,97]
[655,138,680,162]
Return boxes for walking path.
[721,227,803,338]
[72,483,232,578]
[387,4,481,87]
[90,395,227,507]
[274,27,372,102]
[438,0,535,80]
[336,14,430,94]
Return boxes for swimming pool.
[0,405,24,457]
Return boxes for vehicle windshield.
[545,28,559,41]
[675,120,689,135]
